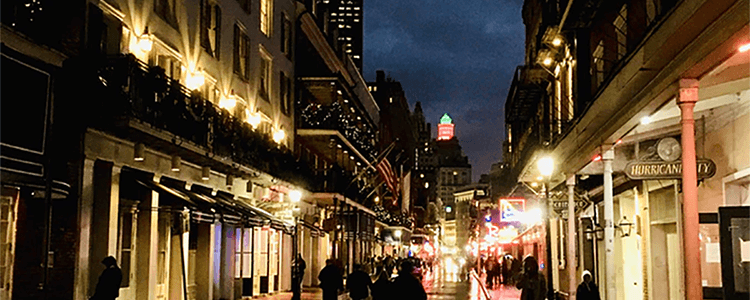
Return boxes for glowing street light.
[289,190,301,203]
[537,156,554,177]
[394,229,402,238]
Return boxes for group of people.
[474,254,601,300]
[481,254,522,288]
[317,258,427,300]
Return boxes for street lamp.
[537,155,554,300]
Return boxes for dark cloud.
[364,0,525,181]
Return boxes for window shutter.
[233,25,240,74]
[215,5,221,59]
[244,37,251,79]
[200,0,207,49]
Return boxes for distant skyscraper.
[325,0,363,71]
[437,113,455,140]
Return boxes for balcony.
[58,54,314,188]
[297,78,378,173]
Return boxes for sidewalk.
[254,287,323,300]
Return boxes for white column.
[603,149,615,300]
[108,165,121,256]
[567,175,576,300]
[136,175,160,300]
[197,223,216,300]
[74,158,96,300]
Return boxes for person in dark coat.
[347,264,373,300]
[576,270,602,300]
[370,270,392,300]
[318,259,343,300]
[91,256,122,300]
[292,254,307,300]
[515,256,547,300]
[391,260,427,300]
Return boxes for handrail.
[469,270,492,300]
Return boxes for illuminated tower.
[437,113,455,140]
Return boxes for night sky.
[363,0,526,181]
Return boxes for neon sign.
[499,198,525,222]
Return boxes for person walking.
[576,270,601,300]
[391,260,427,300]
[370,270,392,300]
[485,256,496,289]
[347,264,373,300]
[90,256,123,300]
[318,259,343,300]
[292,254,307,300]
[515,256,547,300]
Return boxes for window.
[154,0,178,28]
[259,52,272,100]
[281,14,291,58]
[234,24,251,80]
[236,0,251,14]
[592,40,604,87]
[117,207,137,287]
[260,0,272,36]
[156,54,182,80]
[200,0,221,59]
[235,227,252,295]
[279,72,292,115]
[614,4,628,60]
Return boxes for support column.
[196,222,215,300]
[603,149,615,300]
[136,175,160,300]
[678,78,702,300]
[567,175,576,300]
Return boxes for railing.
[299,101,377,159]
[63,54,314,187]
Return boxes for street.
[254,266,523,300]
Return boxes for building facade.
[503,0,749,300]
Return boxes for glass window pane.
[731,218,750,293]
[700,223,722,287]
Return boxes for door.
[0,188,18,299]
[719,206,750,300]
[699,213,722,299]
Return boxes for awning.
[212,192,293,233]
[191,187,264,226]
[135,179,215,223]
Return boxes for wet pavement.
[255,268,522,300]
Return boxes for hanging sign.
[624,159,716,180]
[624,137,716,180]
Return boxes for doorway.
[718,206,750,300]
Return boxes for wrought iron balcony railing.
[299,101,377,159]
[61,54,314,187]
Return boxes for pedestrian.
[371,270,392,300]
[485,256,496,288]
[318,259,343,300]
[492,256,502,287]
[391,260,427,300]
[501,255,510,285]
[347,264,373,300]
[510,256,522,285]
[292,254,307,300]
[576,270,601,300]
[90,256,122,300]
[515,256,547,300]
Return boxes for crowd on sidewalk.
[312,257,428,300]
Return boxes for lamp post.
[290,191,302,300]
[537,156,554,300]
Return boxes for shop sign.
[625,159,716,180]
[551,199,588,214]
[624,137,716,180]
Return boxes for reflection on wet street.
[421,266,522,300]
